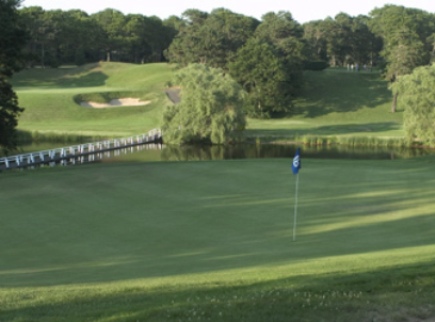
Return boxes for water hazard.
[2,142,434,171]
[107,143,433,162]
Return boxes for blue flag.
[292,148,301,175]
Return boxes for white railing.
[0,129,162,170]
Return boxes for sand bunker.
[80,98,151,108]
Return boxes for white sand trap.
[80,98,151,108]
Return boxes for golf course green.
[2,63,434,321]
[2,157,435,321]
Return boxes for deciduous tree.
[369,5,435,112]
[162,64,246,144]
[92,9,128,62]
[0,0,26,152]
[391,64,435,146]
[229,38,293,117]
[166,9,259,69]
[230,11,305,117]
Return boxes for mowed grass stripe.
[1,158,435,321]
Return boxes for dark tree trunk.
[392,92,398,113]
[41,43,45,68]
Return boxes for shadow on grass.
[0,170,435,287]
[1,161,435,289]
[1,258,434,322]
[17,71,109,88]
[293,70,392,118]
[12,63,109,88]
[57,71,109,88]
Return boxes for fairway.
[1,158,435,321]
[12,63,406,147]
[13,63,174,138]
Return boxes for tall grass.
[299,135,407,148]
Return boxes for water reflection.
[3,143,433,169]
[105,143,433,163]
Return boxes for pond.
[107,143,433,162]
[5,142,432,166]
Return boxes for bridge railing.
[0,129,162,170]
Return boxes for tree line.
[18,6,178,67]
[17,5,435,116]
[17,4,435,70]
[2,2,435,150]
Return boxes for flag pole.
[291,147,301,242]
[293,172,300,242]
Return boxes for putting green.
[1,157,434,321]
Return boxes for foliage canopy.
[229,12,305,117]
[391,64,435,145]
[166,8,259,70]
[162,64,246,144]
[0,0,26,151]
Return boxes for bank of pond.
[2,141,434,170]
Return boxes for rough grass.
[1,157,435,321]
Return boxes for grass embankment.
[247,68,404,145]
[1,158,435,321]
[12,63,402,146]
[13,62,174,140]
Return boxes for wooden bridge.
[0,129,162,171]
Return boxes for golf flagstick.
[291,148,301,242]
[293,172,299,241]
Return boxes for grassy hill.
[12,63,402,144]
[247,69,403,142]
[13,62,174,139]
[1,157,434,321]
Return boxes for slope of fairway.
[13,62,174,137]
[1,158,434,321]
[12,64,404,143]
[247,69,404,140]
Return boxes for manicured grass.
[247,69,404,141]
[1,158,435,321]
[12,64,404,145]
[13,63,174,138]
